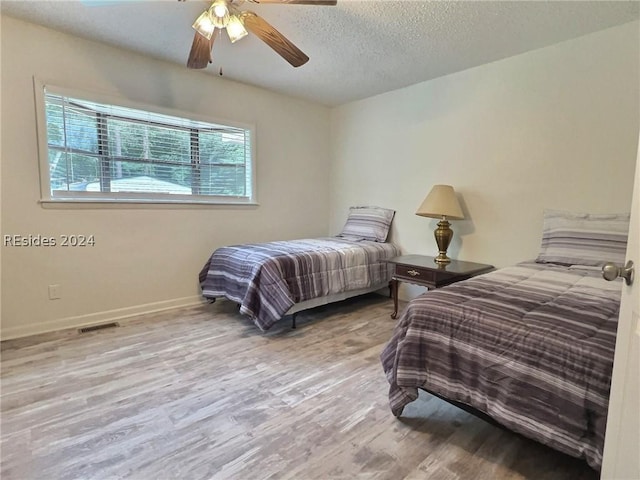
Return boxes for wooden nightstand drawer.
[387,255,494,319]
[395,265,435,283]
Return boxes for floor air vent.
[78,322,119,334]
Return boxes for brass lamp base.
[434,252,451,264]
[433,218,453,265]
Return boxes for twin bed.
[381,261,620,469]
[382,209,630,470]
[199,236,399,330]
[200,207,629,471]
[199,206,399,330]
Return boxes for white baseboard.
[1,296,207,341]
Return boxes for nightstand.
[388,255,494,319]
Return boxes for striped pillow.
[338,206,395,242]
[536,209,630,266]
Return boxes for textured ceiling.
[2,0,639,106]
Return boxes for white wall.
[330,21,639,300]
[0,16,331,339]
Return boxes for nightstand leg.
[391,278,399,319]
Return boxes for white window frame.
[33,79,257,206]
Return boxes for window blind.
[43,90,253,202]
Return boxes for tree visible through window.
[42,89,254,203]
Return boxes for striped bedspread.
[200,237,400,331]
[380,262,621,470]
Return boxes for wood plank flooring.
[1,295,598,480]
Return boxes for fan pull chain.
[218,28,223,75]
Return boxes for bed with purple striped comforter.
[381,261,621,470]
[200,237,400,331]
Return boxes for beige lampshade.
[416,185,464,220]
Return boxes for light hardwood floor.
[1,295,598,480]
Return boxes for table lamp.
[416,185,464,264]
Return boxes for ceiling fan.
[183,0,336,69]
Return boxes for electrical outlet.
[48,284,61,300]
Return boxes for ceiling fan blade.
[187,32,216,69]
[240,12,309,67]
[249,1,337,4]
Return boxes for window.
[36,85,255,204]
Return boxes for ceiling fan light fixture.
[192,10,216,40]
[210,0,230,28]
[212,1,229,18]
[226,15,248,43]
[211,11,230,29]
